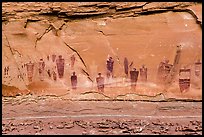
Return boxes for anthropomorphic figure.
[38,58,45,81]
[46,55,52,78]
[96,73,105,92]
[124,57,129,77]
[52,54,57,62]
[4,67,7,75]
[4,66,9,76]
[157,59,172,83]
[56,55,65,78]
[70,54,76,70]
[195,59,202,77]
[130,68,139,90]
[179,67,191,93]
[53,70,57,81]
[26,61,34,82]
[106,56,114,78]
[71,72,77,89]
[140,64,147,82]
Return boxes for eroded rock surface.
[2,97,202,135]
[2,2,202,100]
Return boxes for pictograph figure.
[47,69,51,78]
[195,59,202,77]
[5,66,9,75]
[71,72,77,89]
[38,58,45,81]
[70,54,76,70]
[157,59,173,83]
[124,57,129,77]
[106,56,114,78]
[46,55,52,78]
[47,55,50,61]
[26,61,34,82]
[96,73,105,92]
[179,67,191,92]
[53,71,57,81]
[4,67,7,75]
[52,54,57,62]
[130,68,139,90]
[56,55,65,78]
[140,64,147,82]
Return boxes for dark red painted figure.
[71,72,77,89]
[4,67,7,75]
[130,68,139,90]
[71,54,76,70]
[53,71,57,81]
[4,66,9,75]
[56,55,65,78]
[96,73,105,92]
[47,55,50,61]
[26,61,34,82]
[106,57,114,78]
[47,70,51,78]
[179,67,191,93]
[140,64,147,82]
[124,57,129,77]
[38,58,45,81]
[195,59,201,77]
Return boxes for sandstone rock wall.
[2,2,202,100]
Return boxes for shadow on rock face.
[2,84,29,97]
[27,81,50,92]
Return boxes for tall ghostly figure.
[124,57,129,77]
[179,67,191,93]
[70,54,76,70]
[56,55,65,78]
[130,68,139,90]
[195,59,201,77]
[71,72,77,89]
[96,73,105,92]
[140,64,147,82]
[38,58,45,81]
[106,56,114,78]
[26,61,34,82]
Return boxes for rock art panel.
[2,2,202,100]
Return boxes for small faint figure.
[106,56,114,78]
[4,67,7,75]
[70,54,76,70]
[56,55,65,78]
[26,61,34,82]
[179,67,191,93]
[96,73,105,92]
[52,54,57,62]
[140,64,147,82]
[124,57,129,77]
[130,68,139,90]
[5,66,9,75]
[47,55,50,61]
[38,58,45,81]
[195,59,201,77]
[53,71,57,81]
[47,69,52,78]
[71,72,77,90]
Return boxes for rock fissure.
[3,32,27,88]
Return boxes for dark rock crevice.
[34,24,53,48]
[61,40,93,82]
[2,32,27,88]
